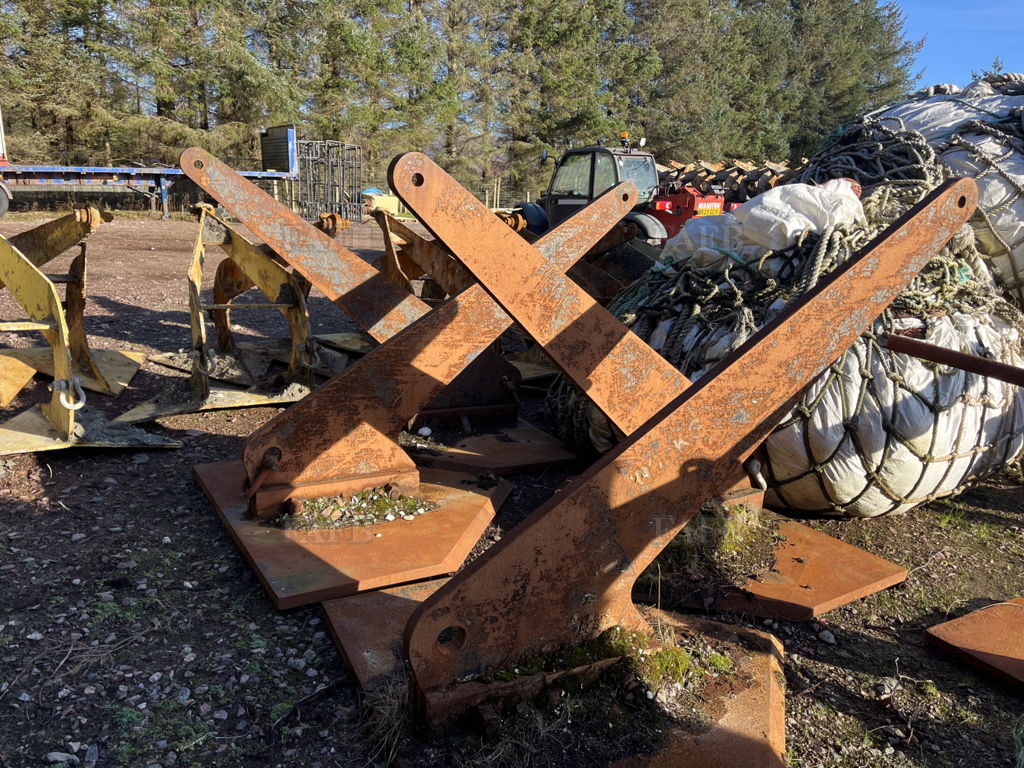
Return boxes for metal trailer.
[0,119,362,221]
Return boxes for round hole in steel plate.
[194,160,204,170]
[436,625,466,652]
[411,173,424,187]
[957,196,966,208]
[622,193,629,202]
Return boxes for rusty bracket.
[374,210,472,298]
[398,177,978,710]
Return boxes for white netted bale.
[875,73,1024,304]
[763,313,1024,516]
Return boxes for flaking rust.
[184,149,648,605]
[394,170,976,715]
[180,148,638,513]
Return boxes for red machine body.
[648,185,725,238]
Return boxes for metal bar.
[392,153,689,436]
[160,176,170,219]
[200,303,293,311]
[179,147,427,343]
[402,179,979,696]
[886,334,1024,387]
[0,320,55,331]
[7,208,108,271]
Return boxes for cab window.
[550,153,592,197]
[616,155,658,201]
[593,153,616,196]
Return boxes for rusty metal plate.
[322,578,449,691]
[611,611,786,768]
[392,153,689,437]
[402,179,978,693]
[194,460,510,609]
[636,520,908,621]
[238,179,637,494]
[179,148,428,343]
[925,598,1024,689]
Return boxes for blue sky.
[897,0,1024,86]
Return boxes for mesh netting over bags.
[548,112,1024,517]
[875,73,1024,303]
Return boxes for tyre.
[0,185,9,219]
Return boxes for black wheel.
[0,186,9,219]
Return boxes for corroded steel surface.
[925,597,1024,689]
[611,611,786,768]
[179,147,428,342]
[637,520,907,621]
[239,178,636,501]
[392,153,688,436]
[887,334,1024,387]
[195,461,509,609]
[322,578,449,691]
[375,211,473,296]
[402,179,978,694]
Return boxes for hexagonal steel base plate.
[925,598,1024,689]
[194,461,509,610]
[636,520,907,621]
[323,593,785,768]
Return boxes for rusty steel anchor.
[388,162,978,717]
[182,149,638,517]
[187,151,644,607]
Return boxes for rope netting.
[548,114,1024,517]
[876,73,1024,304]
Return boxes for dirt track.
[1,212,1023,768]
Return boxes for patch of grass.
[106,699,213,766]
[936,500,968,529]
[640,500,782,599]
[706,651,733,673]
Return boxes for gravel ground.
[1,212,1022,768]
